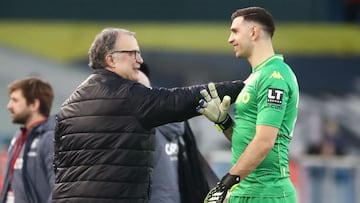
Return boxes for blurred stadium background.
[0,0,359,202]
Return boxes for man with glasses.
[52,28,245,203]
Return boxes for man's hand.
[204,173,240,203]
[196,82,231,123]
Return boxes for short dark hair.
[231,7,275,38]
[8,77,54,117]
[88,28,135,69]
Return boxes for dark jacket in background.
[0,116,55,203]
[149,122,183,203]
[53,69,243,203]
[178,121,219,203]
[150,121,218,203]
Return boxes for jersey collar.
[253,54,284,73]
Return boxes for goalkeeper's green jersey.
[231,54,299,197]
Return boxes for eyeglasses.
[110,50,142,61]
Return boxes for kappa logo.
[267,88,284,104]
[14,158,23,169]
[28,138,39,157]
[269,71,284,80]
[30,138,39,149]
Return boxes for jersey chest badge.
[267,88,284,104]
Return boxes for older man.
[52,28,244,203]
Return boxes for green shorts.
[228,193,297,203]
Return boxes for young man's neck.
[248,41,274,69]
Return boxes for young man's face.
[7,89,32,125]
[228,16,254,59]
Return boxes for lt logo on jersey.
[267,88,284,104]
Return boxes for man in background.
[138,64,218,203]
[0,77,55,203]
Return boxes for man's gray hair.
[88,28,135,69]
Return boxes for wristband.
[214,115,234,132]
[221,173,241,189]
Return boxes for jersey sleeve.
[256,69,290,128]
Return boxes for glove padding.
[204,173,241,203]
[196,82,231,123]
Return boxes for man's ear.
[251,26,260,40]
[105,54,115,67]
[30,99,40,112]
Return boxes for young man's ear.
[251,26,260,40]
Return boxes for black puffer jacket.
[53,69,244,203]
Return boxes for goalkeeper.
[197,7,299,203]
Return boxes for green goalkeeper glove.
[204,173,241,203]
[196,82,233,131]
